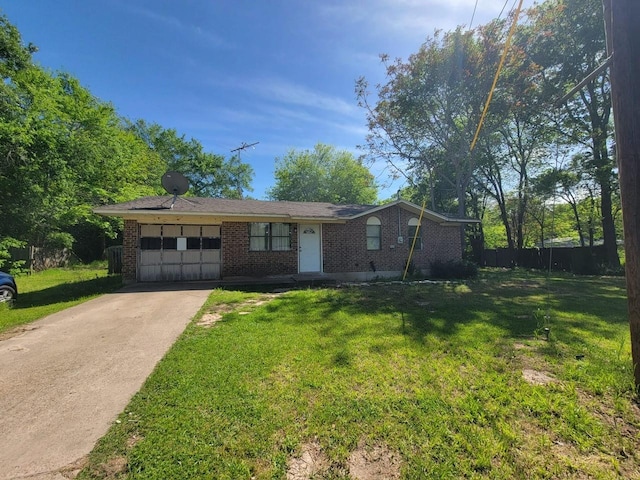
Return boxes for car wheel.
[0,286,16,303]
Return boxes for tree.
[267,143,377,204]
[357,29,489,218]
[529,0,619,267]
[127,120,253,199]
[0,13,169,264]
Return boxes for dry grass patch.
[197,293,281,327]
[522,368,557,386]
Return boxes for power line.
[468,0,480,29]
[470,0,525,152]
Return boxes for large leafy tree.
[356,28,489,219]
[267,143,377,204]
[529,0,618,267]
[0,13,167,264]
[127,120,253,199]
[473,14,556,253]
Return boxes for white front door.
[299,224,322,273]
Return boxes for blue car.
[0,271,17,303]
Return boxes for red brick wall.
[123,219,138,281]
[322,205,461,274]
[121,210,462,281]
[222,222,298,277]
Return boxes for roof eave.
[93,208,347,223]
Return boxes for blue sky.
[2,0,533,201]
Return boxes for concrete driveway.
[0,283,213,480]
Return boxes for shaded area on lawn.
[78,270,638,480]
[12,275,122,309]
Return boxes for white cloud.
[124,4,234,50]
[248,77,359,117]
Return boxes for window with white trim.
[408,217,423,250]
[249,222,292,251]
[366,216,381,250]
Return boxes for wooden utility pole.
[605,0,640,392]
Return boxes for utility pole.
[605,0,640,392]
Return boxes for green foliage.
[429,259,478,279]
[0,236,25,270]
[0,14,254,262]
[357,0,620,266]
[44,231,74,250]
[127,119,254,199]
[268,143,377,204]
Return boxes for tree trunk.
[607,0,640,392]
[600,179,620,268]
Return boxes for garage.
[138,224,221,281]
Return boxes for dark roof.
[94,196,480,224]
[95,196,373,219]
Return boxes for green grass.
[0,264,122,333]
[80,270,639,479]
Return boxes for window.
[249,223,291,251]
[140,237,161,250]
[408,218,423,250]
[366,217,381,250]
[203,237,221,250]
[163,237,178,250]
[186,237,201,250]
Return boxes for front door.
[299,224,322,273]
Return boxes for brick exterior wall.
[120,206,463,281]
[123,219,138,282]
[222,222,298,277]
[322,205,461,275]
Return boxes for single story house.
[94,196,479,283]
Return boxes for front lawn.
[80,270,639,479]
[0,265,122,334]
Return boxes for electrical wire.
[469,0,525,153]
[498,0,515,20]
[468,0,480,29]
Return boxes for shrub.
[429,259,478,279]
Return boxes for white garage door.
[138,224,221,281]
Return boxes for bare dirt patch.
[522,368,556,385]
[95,456,127,479]
[197,294,282,327]
[286,440,330,480]
[58,456,88,479]
[347,441,402,480]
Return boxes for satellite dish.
[161,171,189,196]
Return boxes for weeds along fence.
[480,245,610,274]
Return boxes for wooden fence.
[9,246,72,272]
[479,245,610,274]
[106,246,123,274]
